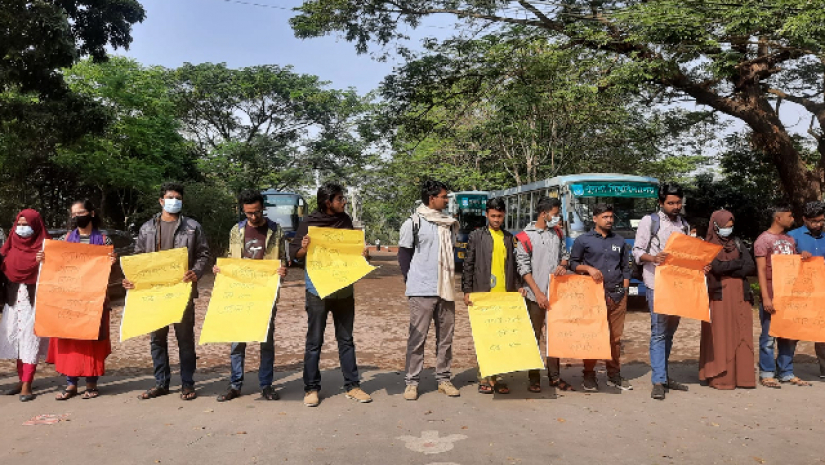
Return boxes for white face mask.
[547,216,561,228]
[15,226,34,238]
[717,226,734,238]
[689,233,697,238]
[163,199,183,214]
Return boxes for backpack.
[630,213,688,280]
[515,226,563,255]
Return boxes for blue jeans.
[647,289,681,385]
[229,307,276,390]
[67,376,98,386]
[150,300,196,388]
[758,303,797,381]
[303,291,360,392]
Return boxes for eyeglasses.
[244,210,264,217]
[808,219,825,225]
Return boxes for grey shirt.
[159,220,176,251]
[399,218,444,297]
[516,222,569,302]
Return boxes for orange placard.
[546,274,611,360]
[34,240,113,340]
[653,234,722,321]
[769,255,825,342]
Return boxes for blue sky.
[120,0,441,93]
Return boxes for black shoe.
[260,386,280,401]
[666,378,689,392]
[582,376,599,392]
[651,384,666,400]
[607,376,633,391]
[217,388,241,402]
[19,394,36,402]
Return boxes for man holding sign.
[290,182,372,407]
[569,203,632,392]
[123,182,210,401]
[213,190,287,402]
[755,204,811,388]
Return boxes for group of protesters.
[0,179,821,404]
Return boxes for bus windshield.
[459,211,487,232]
[264,194,303,232]
[571,196,658,238]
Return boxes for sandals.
[139,385,170,400]
[550,379,576,391]
[82,388,100,399]
[782,376,811,387]
[492,381,510,394]
[180,386,198,401]
[760,378,782,389]
[217,388,241,402]
[55,388,78,401]
[478,382,494,394]
[528,382,542,393]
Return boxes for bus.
[414,190,489,264]
[260,189,307,240]
[489,174,659,297]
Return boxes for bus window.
[518,193,531,229]
[507,196,518,230]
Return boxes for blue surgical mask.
[15,225,34,238]
[717,226,734,238]
[547,216,561,228]
[163,199,182,214]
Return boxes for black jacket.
[707,238,756,302]
[461,228,520,293]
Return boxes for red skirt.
[46,312,111,377]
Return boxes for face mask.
[74,215,92,229]
[717,226,734,238]
[163,199,182,214]
[689,233,697,238]
[16,226,34,238]
[547,216,560,228]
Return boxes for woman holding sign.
[0,209,50,401]
[699,210,757,390]
[39,200,116,400]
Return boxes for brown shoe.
[438,381,460,397]
[303,390,320,407]
[403,385,418,401]
[345,387,373,403]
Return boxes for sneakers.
[437,381,461,397]
[607,376,633,391]
[403,385,419,401]
[666,378,689,392]
[651,383,666,400]
[582,376,599,392]
[345,387,373,403]
[303,390,320,407]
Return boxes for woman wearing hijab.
[0,209,50,401]
[41,200,115,400]
[699,210,757,389]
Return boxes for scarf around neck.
[414,204,458,301]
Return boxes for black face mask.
[74,215,92,229]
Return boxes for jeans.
[758,303,797,381]
[150,300,197,388]
[230,307,277,390]
[303,291,360,392]
[67,376,99,386]
[648,289,681,385]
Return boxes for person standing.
[569,203,632,392]
[40,200,116,400]
[633,182,693,400]
[215,190,287,402]
[0,209,50,401]
[699,210,757,390]
[515,196,572,393]
[756,204,812,388]
[290,182,372,407]
[787,201,825,380]
[462,197,520,395]
[398,180,460,401]
[123,182,210,401]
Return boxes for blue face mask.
[717,226,734,238]
[163,199,182,214]
[15,226,34,238]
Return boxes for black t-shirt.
[243,223,269,259]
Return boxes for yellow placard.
[467,292,544,378]
[306,226,376,298]
[119,247,192,341]
[199,258,280,344]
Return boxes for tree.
[292,0,825,209]
[171,63,374,193]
